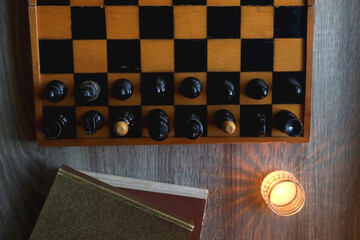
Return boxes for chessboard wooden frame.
[28,0,315,146]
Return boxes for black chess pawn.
[214,109,236,134]
[113,111,134,137]
[256,112,267,137]
[82,110,105,135]
[43,80,67,102]
[183,113,203,140]
[245,78,269,100]
[111,79,134,101]
[180,77,202,99]
[274,110,303,137]
[152,77,167,97]
[284,78,303,97]
[147,109,170,141]
[80,81,101,102]
[42,114,69,139]
[219,80,235,102]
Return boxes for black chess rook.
[43,80,67,102]
[42,114,69,139]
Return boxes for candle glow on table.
[261,170,305,216]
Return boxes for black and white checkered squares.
[34,1,310,142]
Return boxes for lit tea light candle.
[270,181,297,206]
[261,171,305,216]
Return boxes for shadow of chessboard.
[28,0,314,146]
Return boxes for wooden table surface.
[1,1,360,239]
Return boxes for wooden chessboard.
[28,0,314,146]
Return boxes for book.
[30,166,208,240]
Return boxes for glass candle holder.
[261,170,305,216]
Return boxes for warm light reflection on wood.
[201,110,359,238]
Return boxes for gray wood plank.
[1,0,360,239]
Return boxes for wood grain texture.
[1,0,360,240]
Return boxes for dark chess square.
[104,0,138,5]
[274,7,308,38]
[71,7,106,40]
[107,40,141,73]
[207,7,241,39]
[175,40,207,72]
[241,0,274,5]
[241,39,274,72]
[140,7,174,39]
[240,105,272,137]
[39,40,74,74]
[173,0,206,5]
[37,0,69,5]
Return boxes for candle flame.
[276,188,283,195]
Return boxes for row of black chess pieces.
[42,106,303,141]
[43,76,303,103]
[42,77,304,141]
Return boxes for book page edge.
[78,169,208,200]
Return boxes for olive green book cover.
[30,166,194,240]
